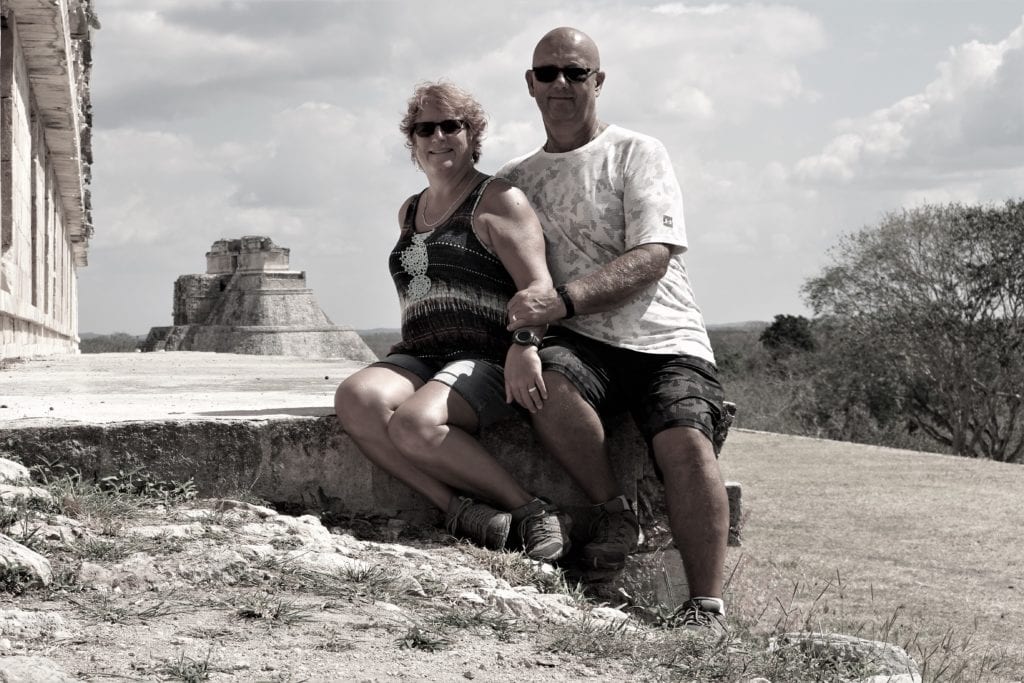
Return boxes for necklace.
[421,172,476,228]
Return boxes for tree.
[802,200,1024,463]
[759,314,816,354]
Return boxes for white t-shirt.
[497,124,715,363]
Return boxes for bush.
[80,333,141,353]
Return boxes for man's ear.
[594,70,606,96]
[526,70,536,97]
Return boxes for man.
[498,27,730,631]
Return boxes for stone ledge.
[0,414,742,545]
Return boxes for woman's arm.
[474,180,552,412]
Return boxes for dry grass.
[719,429,1024,680]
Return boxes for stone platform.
[0,352,740,543]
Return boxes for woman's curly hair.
[400,81,487,166]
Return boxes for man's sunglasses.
[531,65,595,83]
[412,119,466,137]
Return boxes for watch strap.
[555,284,575,319]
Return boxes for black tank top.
[388,177,516,363]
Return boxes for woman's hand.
[504,344,547,413]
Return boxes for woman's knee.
[387,404,444,461]
[334,376,389,437]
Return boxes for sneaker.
[580,495,639,570]
[511,498,571,562]
[445,496,511,551]
[670,597,727,637]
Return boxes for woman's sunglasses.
[412,119,466,138]
[531,65,594,83]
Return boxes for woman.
[334,82,569,562]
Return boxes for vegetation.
[719,199,1024,463]
[0,449,1018,680]
[79,332,142,353]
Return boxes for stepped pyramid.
[143,236,376,360]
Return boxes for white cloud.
[795,17,1024,192]
[79,2,1024,334]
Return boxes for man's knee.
[652,426,717,476]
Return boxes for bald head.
[533,27,600,69]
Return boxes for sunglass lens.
[564,67,590,82]
[439,120,463,134]
[532,66,559,82]
[413,122,435,137]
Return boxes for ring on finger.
[528,387,538,393]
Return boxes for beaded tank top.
[388,176,516,363]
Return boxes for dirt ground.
[4,493,696,682]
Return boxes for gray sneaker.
[445,496,511,551]
[512,498,571,562]
[670,597,728,637]
[580,495,639,570]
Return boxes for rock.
[0,534,52,587]
[209,498,279,519]
[0,655,77,682]
[770,632,920,681]
[477,586,577,622]
[0,459,30,485]
[0,610,72,641]
[0,484,53,505]
[590,606,631,623]
[78,561,116,590]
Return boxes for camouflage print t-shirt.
[497,125,715,363]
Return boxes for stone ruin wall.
[172,274,229,326]
[0,0,96,359]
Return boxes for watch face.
[514,329,539,345]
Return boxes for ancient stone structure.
[0,0,95,358]
[143,236,376,360]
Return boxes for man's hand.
[507,283,565,330]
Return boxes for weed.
[336,562,403,597]
[72,536,138,562]
[396,625,450,652]
[0,565,39,595]
[547,615,640,659]
[472,547,587,603]
[98,466,197,504]
[235,591,312,625]
[429,605,521,642]
[72,594,192,624]
[157,648,220,682]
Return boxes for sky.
[78,0,1024,334]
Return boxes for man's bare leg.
[530,370,620,503]
[652,426,729,600]
[531,370,638,568]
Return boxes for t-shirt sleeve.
[622,138,687,253]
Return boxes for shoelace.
[446,497,473,535]
[589,508,633,543]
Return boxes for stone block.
[0,413,742,546]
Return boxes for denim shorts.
[374,354,519,429]
[539,327,727,453]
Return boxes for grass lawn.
[718,429,1024,680]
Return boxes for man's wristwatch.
[512,329,543,348]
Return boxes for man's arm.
[506,242,671,329]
